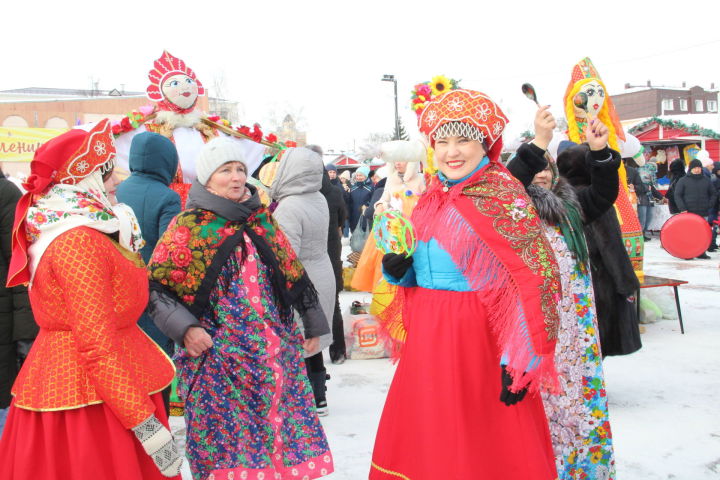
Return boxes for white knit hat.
[196,136,247,185]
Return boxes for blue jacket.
[117,132,181,264]
[116,132,180,354]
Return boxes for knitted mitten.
[132,415,183,477]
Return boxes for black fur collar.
[526,177,583,225]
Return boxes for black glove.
[382,253,413,279]
[499,366,528,406]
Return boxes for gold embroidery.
[109,239,146,268]
[371,461,411,479]
[464,163,561,340]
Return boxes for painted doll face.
[161,73,199,109]
[575,81,605,119]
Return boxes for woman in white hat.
[147,137,334,480]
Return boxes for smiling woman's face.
[161,73,199,109]
[434,136,486,180]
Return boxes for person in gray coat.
[116,132,181,359]
[270,147,335,416]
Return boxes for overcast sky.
[5,0,720,152]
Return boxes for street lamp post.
[382,74,400,140]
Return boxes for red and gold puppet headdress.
[8,120,116,286]
[564,57,644,278]
[419,89,509,163]
[563,57,625,151]
[146,50,205,114]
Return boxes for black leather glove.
[382,253,413,279]
[499,366,528,406]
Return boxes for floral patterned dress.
[176,234,333,480]
[541,225,616,480]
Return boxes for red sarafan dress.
[370,164,560,480]
[0,226,178,480]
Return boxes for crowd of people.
[0,80,718,480]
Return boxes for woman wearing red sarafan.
[0,120,182,480]
[370,88,561,479]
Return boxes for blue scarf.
[437,157,490,187]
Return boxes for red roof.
[333,155,360,166]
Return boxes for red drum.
[660,212,711,259]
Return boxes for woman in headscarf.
[508,106,618,479]
[269,147,335,415]
[0,120,182,480]
[147,137,333,480]
[370,89,561,480]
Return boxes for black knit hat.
[688,159,703,171]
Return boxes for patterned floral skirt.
[542,227,615,480]
[177,246,333,480]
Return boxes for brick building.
[613,83,718,120]
[0,87,212,129]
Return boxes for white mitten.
[132,415,183,477]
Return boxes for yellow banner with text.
[0,127,67,162]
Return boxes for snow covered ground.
[174,239,720,479]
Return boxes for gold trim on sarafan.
[371,461,411,479]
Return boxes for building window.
[695,99,704,112]
[708,100,718,112]
[679,99,688,111]
[662,99,674,111]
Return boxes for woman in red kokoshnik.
[370,88,561,479]
[0,120,182,480]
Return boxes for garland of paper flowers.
[373,210,416,256]
[110,106,296,150]
[410,75,461,117]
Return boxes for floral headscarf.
[24,171,144,282]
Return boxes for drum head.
[660,212,711,259]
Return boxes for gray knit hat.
[196,136,247,185]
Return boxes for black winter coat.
[557,144,641,357]
[320,172,347,292]
[362,177,386,223]
[673,173,717,218]
[508,142,619,224]
[0,174,38,408]
[348,180,373,230]
[626,166,662,207]
[666,159,687,214]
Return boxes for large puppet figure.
[114,51,266,206]
[563,57,644,279]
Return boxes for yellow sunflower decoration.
[430,75,452,97]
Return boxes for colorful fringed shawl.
[410,162,561,392]
[147,205,316,320]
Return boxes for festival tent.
[626,115,720,182]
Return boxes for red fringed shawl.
[403,162,561,392]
